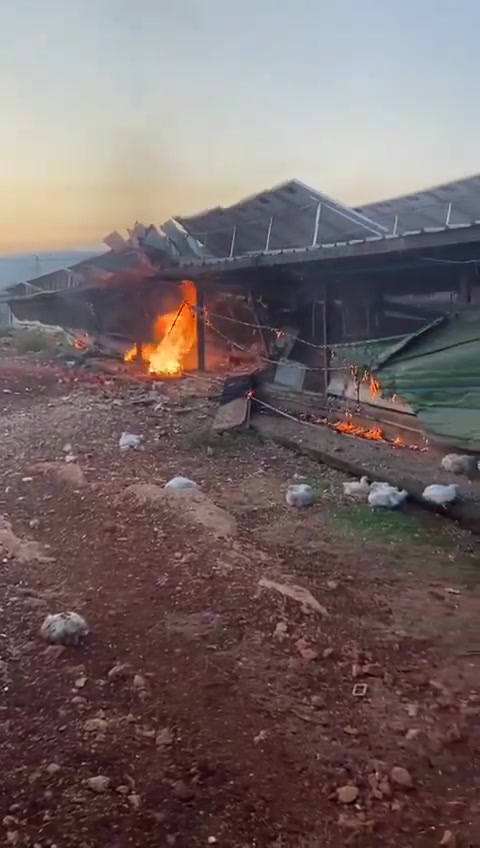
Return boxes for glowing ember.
[124,280,197,376]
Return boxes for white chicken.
[422,483,459,506]
[286,483,315,508]
[440,454,480,480]
[343,476,370,497]
[368,482,408,509]
[40,611,89,646]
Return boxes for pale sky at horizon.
[1,0,479,253]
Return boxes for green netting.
[334,309,480,449]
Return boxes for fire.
[369,374,380,399]
[329,413,426,451]
[331,419,384,441]
[124,280,197,376]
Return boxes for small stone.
[2,816,19,827]
[46,763,61,776]
[207,839,218,845]
[336,785,359,804]
[378,779,392,797]
[344,725,359,736]
[128,794,141,810]
[87,775,110,793]
[133,674,147,690]
[295,637,318,662]
[439,831,456,847]
[311,695,325,709]
[390,766,413,788]
[29,518,40,529]
[107,663,130,681]
[84,718,107,734]
[71,696,88,709]
[326,580,339,591]
[74,676,87,689]
[273,621,288,641]
[156,727,173,747]
[405,728,420,741]
[6,832,19,845]
[172,780,194,801]
[115,785,130,796]
[323,647,334,659]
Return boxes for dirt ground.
[1,353,480,847]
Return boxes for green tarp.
[334,310,480,450]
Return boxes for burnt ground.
[0,353,480,847]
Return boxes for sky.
[1,0,480,253]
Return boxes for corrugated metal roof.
[176,179,387,258]
[356,173,480,232]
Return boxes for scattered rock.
[323,647,334,659]
[378,778,392,797]
[156,727,173,747]
[84,718,108,734]
[273,621,288,641]
[71,696,88,709]
[45,763,61,776]
[390,766,413,789]
[107,663,130,681]
[128,794,142,810]
[311,695,325,709]
[133,674,147,690]
[29,518,40,529]
[295,637,318,662]
[2,816,18,827]
[172,780,194,802]
[258,578,328,616]
[6,831,19,845]
[439,831,457,847]
[74,676,88,689]
[326,580,339,591]
[115,785,130,796]
[56,463,85,488]
[87,775,110,794]
[336,785,359,804]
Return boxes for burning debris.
[124,280,197,376]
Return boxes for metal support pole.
[312,202,322,246]
[445,202,452,227]
[264,216,273,251]
[393,215,399,236]
[196,285,206,371]
[228,227,237,258]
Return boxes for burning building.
[4,173,480,449]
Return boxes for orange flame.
[124,280,197,376]
[330,414,426,451]
[331,419,384,441]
